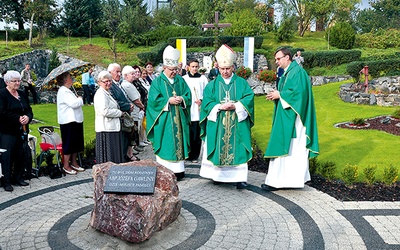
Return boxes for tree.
[172,0,196,26]
[152,7,175,28]
[102,0,122,62]
[327,22,355,49]
[25,0,60,42]
[188,0,227,26]
[0,0,27,30]
[62,0,102,37]
[118,0,152,44]
[355,0,400,33]
[276,0,360,36]
[223,9,265,36]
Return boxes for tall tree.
[277,0,360,36]
[102,0,122,61]
[0,0,27,30]
[172,0,196,26]
[25,0,60,41]
[62,0,102,37]
[188,0,226,26]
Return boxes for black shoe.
[261,184,278,191]
[4,185,13,192]
[15,180,29,186]
[236,182,248,189]
[175,172,185,181]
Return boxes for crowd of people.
[0,45,319,193]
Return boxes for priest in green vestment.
[199,44,254,189]
[261,47,319,191]
[146,46,191,180]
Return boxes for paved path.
[1,145,400,250]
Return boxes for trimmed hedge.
[303,50,362,68]
[137,42,168,65]
[167,36,263,49]
[347,59,400,81]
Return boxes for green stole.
[146,73,191,161]
[200,74,254,166]
[264,61,319,158]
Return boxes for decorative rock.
[90,160,182,243]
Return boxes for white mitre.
[215,44,236,67]
[163,45,180,67]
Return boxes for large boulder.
[90,160,181,243]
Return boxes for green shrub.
[346,59,400,81]
[235,66,252,79]
[341,164,359,185]
[363,166,377,185]
[256,69,276,82]
[309,157,319,175]
[393,109,400,119]
[303,50,361,68]
[84,139,96,158]
[137,41,168,65]
[327,22,356,50]
[318,161,337,180]
[351,118,366,126]
[223,9,265,37]
[355,29,400,49]
[49,47,61,73]
[382,165,398,186]
[274,17,296,42]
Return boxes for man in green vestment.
[199,44,254,189]
[146,46,191,180]
[261,47,319,191]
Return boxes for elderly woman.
[94,71,124,164]
[0,70,33,191]
[132,65,149,147]
[56,72,85,175]
[121,66,145,161]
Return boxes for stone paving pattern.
[1,145,400,250]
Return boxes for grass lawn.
[252,82,399,181]
[30,81,399,182]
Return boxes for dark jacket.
[0,89,33,137]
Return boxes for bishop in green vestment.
[199,44,254,189]
[261,48,319,191]
[146,46,191,179]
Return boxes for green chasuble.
[146,72,191,161]
[264,61,319,158]
[200,74,254,166]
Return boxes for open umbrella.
[40,60,94,89]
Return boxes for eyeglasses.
[166,67,178,72]
[275,55,287,61]
[10,80,21,83]
[101,80,112,83]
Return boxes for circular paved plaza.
[1,146,400,250]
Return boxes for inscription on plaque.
[104,166,157,194]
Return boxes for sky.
[0,0,372,30]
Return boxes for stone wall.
[339,76,400,106]
[0,50,51,77]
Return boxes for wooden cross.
[202,12,232,53]
[202,11,232,30]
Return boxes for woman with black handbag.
[0,70,33,191]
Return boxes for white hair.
[97,71,112,81]
[121,66,134,76]
[107,63,120,72]
[4,70,21,82]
